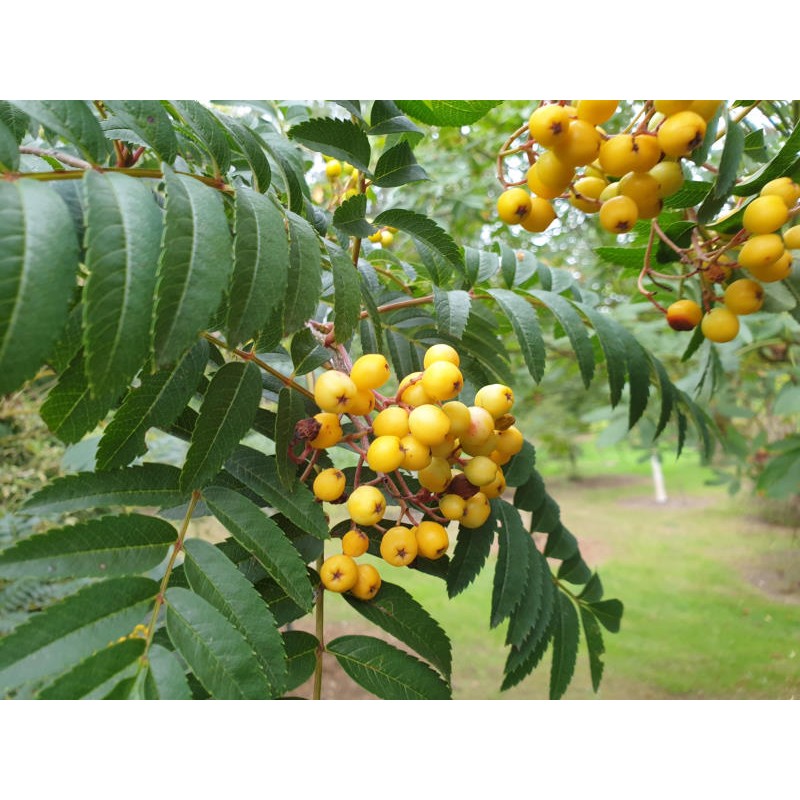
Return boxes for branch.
[18,146,93,170]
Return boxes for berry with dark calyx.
[666,299,703,331]
[497,187,533,225]
[320,554,359,593]
[342,528,370,558]
[380,525,418,566]
[347,485,386,526]
[350,353,391,390]
[723,279,764,315]
[599,195,639,234]
[349,563,381,600]
[415,521,449,560]
[657,110,707,157]
[313,468,346,502]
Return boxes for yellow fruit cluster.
[304,345,526,600]
[497,100,718,236]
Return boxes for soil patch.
[740,548,800,605]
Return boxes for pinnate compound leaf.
[283,630,318,692]
[594,246,647,271]
[180,361,262,491]
[491,501,532,629]
[587,598,624,633]
[326,241,361,345]
[78,436,165,488]
[213,112,272,193]
[579,606,606,693]
[37,638,145,699]
[0,101,29,143]
[224,445,328,539]
[501,613,554,692]
[433,287,471,340]
[372,141,428,187]
[165,587,273,700]
[488,288,546,383]
[368,100,422,136]
[549,591,579,700]
[620,327,651,430]
[226,187,289,347]
[95,339,209,470]
[0,180,79,396]
[0,513,176,579]
[505,537,544,649]
[0,576,158,695]
[395,100,501,127]
[203,485,314,611]
[11,100,108,162]
[103,100,178,164]
[182,539,287,697]
[40,350,116,444]
[373,208,464,272]
[275,387,306,490]
[153,164,233,369]
[734,118,800,196]
[283,210,322,335]
[82,170,162,403]
[344,581,452,680]
[332,193,376,239]
[288,117,372,174]
[446,514,497,599]
[171,100,231,173]
[327,635,451,700]
[144,643,192,699]
[576,303,628,408]
[697,116,745,223]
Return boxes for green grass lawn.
[320,444,800,700]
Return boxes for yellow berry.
[520,197,557,232]
[380,525,418,566]
[439,493,466,521]
[367,435,405,474]
[421,360,464,402]
[576,100,619,126]
[320,554,358,593]
[657,111,707,157]
[723,279,764,315]
[552,119,602,167]
[495,426,524,457]
[398,371,433,407]
[649,160,685,198]
[760,177,800,207]
[526,163,566,200]
[441,400,471,436]
[373,406,410,438]
[415,521,449,560]
[464,455,499,487]
[529,104,573,148]
[474,383,514,419]
[309,412,342,449]
[325,159,342,180]
[738,234,785,271]
[747,249,792,283]
[423,343,460,368]
[399,434,433,471]
[653,100,692,116]
[497,188,532,225]
[314,369,358,413]
[312,468,346,502]
[569,176,607,214]
[688,100,722,121]
[349,563,381,600]
[666,299,703,331]
[347,388,375,417]
[783,225,800,250]
[380,230,394,246]
[742,194,790,235]
[480,469,506,500]
[618,171,662,219]
[701,308,740,343]
[350,353,391,390]
[342,528,370,558]
[408,404,452,447]
[347,485,386,526]
[459,405,496,450]
[534,150,575,191]
[461,492,491,528]
[417,457,453,493]
[599,195,639,234]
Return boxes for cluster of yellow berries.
[304,344,525,601]
[496,100,718,236]
[667,175,800,342]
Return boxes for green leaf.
[40,350,115,444]
[327,635,451,700]
[95,339,209,470]
[663,180,713,209]
[0,513,175,579]
[373,208,464,272]
[283,210,322,335]
[497,243,517,288]
[576,303,627,408]
[734,118,800,196]
[103,100,178,164]
[446,514,496,599]
[0,576,158,694]
[326,241,361,344]
[620,328,651,429]
[505,538,544,649]
[261,131,310,214]
[501,613,554,692]
[774,384,800,415]
[395,100,501,127]
[0,180,79,395]
[578,572,604,603]
[183,539,287,697]
[372,141,428,187]
[343,581,452,680]
[214,112,272,193]
[579,606,606,693]
[171,100,231,173]
[180,361,262,491]
[37,638,145,700]
[144,643,192,699]
[283,630,318,692]
[531,290,595,389]
[491,501,532,629]
[11,100,108,163]
[165,587,272,700]
[226,187,289,346]
[224,445,328,539]
[23,464,188,514]
[587,598,624,633]
[0,117,19,171]
[331,193,376,239]
[288,117,372,174]
[649,354,675,440]
[594,246,647,270]
[549,591,579,700]
[504,439,536,488]
[514,469,546,513]
[0,100,30,143]
[153,164,233,369]
[368,101,423,136]
[488,289,546,383]
[433,287,471,340]
[275,387,305,490]
[697,116,745,224]
[202,485,313,611]
[756,449,800,498]
[82,170,162,402]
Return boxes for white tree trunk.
[650,449,668,504]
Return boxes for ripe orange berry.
[367,435,405,474]
[497,187,533,225]
[552,119,602,167]
[342,528,370,558]
[320,554,359,593]
[421,360,463,402]
[349,563,381,600]
[314,369,358,413]
[657,111,707,157]
[408,404,452,447]
[701,308,740,343]
[347,485,386,526]
[309,413,343,449]
[666,299,703,331]
[312,468,346,502]
[529,104,573,148]
[415,521,449,560]
[380,525,418,566]
[423,343,460,368]
[349,353,390,390]
[599,195,639,234]
[372,406,409,438]
[723,279,764,315]
[576,100,619,126]
[474,383,514,419]
[742,195,790,235]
